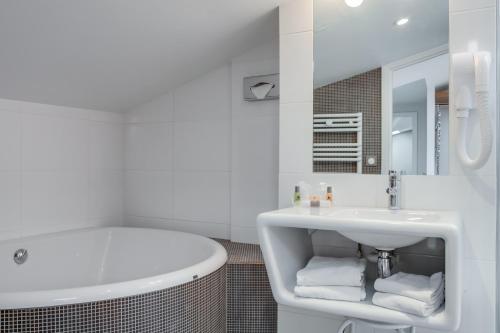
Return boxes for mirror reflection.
[313,0,449,175]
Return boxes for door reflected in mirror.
[313,0,449,175]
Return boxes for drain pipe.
[359,244,397,279]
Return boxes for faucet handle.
[386,187,397,195]
[388,170,402,177]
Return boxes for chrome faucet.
[386,170,401,210]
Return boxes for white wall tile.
[174,66,231,122]
[126,92,173,123]
[462,174,496,261]
[395,253,445,277]
[279,0,313,35]
[125,122,173,170]
[229,41,280,243]
[279,103,313,174]
[173,171,230,223]
[278,307,346,333]
[125,216,229,239]
[22,171,89,228]
[0,98,124,238]
[458,259,496,333]
[398,176,467,210]
[231,169,278,229]
[0,172,21,231]
[14,99,122,123]
[125,171,173,219]
[232,116,277,172]
[450,0,495,13]
[22,114,89,171]
[279,32,314,104]
[89,170,123,220]
[174,121,230,171]
[230,226,259,244]
[89,121,124,170]
[0,110,21,170]
[123,42,281,243]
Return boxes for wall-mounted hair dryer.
[452,51,492,170]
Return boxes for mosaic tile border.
[314,68,382,174]
[215,239,264,265]
[2,240,277,333]
[0,266,226,333]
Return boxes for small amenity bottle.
[326,186,334,206]
[293,185,301,207]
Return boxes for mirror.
[313,0,449,175]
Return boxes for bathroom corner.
[277,0,497,332]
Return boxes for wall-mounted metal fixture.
[13,248,28,265]
[243,74,279,101]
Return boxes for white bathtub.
[0,227,227,309]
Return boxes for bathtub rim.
[0,227,228,309]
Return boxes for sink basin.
[256,206,463,330]
[334,208,439,250]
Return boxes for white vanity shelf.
[257,207,463,331]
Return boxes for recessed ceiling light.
[345,0,364,8]
[395,17,410,26]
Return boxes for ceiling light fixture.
[395,17,410,26]
[345,0,364,8]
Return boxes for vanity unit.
[257,207,462,331]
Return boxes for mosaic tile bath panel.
[0,266,226,333]
[217,240,278,333]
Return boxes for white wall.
[393,53,450,175]
[0,98,124,239]
[230,42,280,243]
[124,41,279,243]
[394,100,427,175]
[278,0,496,332]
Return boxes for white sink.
[256,206,463,331]
[334,208,440,250]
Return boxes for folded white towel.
[374,272,444,303]
[294,285,366,302]
[297,256,367,287]
[372,291,444,317]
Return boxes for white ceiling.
[0,0,284,112]
[314,0,449,88]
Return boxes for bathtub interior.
[0,228,217,293]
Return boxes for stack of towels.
[294,256,367,302]
[372,272,445,317]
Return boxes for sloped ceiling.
[0,0,284,112]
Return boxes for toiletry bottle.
[310,194,321,207]
[319,182,327,198]
[326,186,334,206]
[293,186,301,207]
